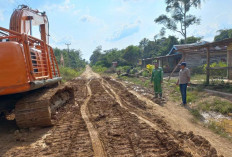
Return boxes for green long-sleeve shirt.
[151,67,163,83]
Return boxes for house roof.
[167,41,209,56]
[174,38,232,53]
[141,38,231,62]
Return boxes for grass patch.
[190,109,202,120]
[60,67,85,82]
[191,74,205,81]
[166,81,201,103]
[206,82,232,94]
[198,98,232,115]
[187,90,200,103]
[169,85,180,102]
[206,121,232,140]
[120,76,151,88]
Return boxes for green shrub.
[130,68,138,74]
[116,66,131,73]
[60,67,83,82]
[203,61,227,78]
[92,65,107,73]
[142,70,150,77]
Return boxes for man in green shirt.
[151,62,163,98]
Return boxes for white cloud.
[7,0,15,3]
[108,20,141,41]
[79,14,105,26]
[73,9,81,15]
[50,32,76,48]
[41,0,75,12]
[79,15,96,23]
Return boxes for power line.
[65,43,71,67]
[65,43,71,52]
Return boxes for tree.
[142,36,179,58]
[214,29,232,41]
[154,0,202,43]
[122,45,141,65]
[139,38,150,50]
[89,46,102,65]
[180,36,202,44]
[139,38,150,59]
[53,48,86,69]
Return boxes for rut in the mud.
[41,78,94,157]
[87,78,210,157]
[102,77,222,157]
[1,78,94,157]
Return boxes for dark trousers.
[179,84,187,105]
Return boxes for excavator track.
[15,85,74,128]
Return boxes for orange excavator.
[0,5,73,128]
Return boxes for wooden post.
[161,58,164,68]
[168,57,184,81]
[227,43,232,80]
[206,47,210,85]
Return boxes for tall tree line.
[90,28,232,67]
[54,48,87,69]
[90,36,201,67]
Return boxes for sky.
[1,0,232,60]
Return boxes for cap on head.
[180,62,186,67]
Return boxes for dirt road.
[0,66,229,156]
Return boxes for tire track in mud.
[101,79,161,131]
[2,79,94,157]
[87,78,194,157]
[80,80,106,157]
[40,79,94,157]
[103,77,222,157]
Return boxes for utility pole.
[65,43,71,67]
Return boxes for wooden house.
[155,42,227,73]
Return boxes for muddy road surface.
[0,66,227,156]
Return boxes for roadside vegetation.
[53,48,87,82]
[198,98,232,115]
[92,65,107,74]
[59,67,85,82]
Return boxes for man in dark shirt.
[176,62,191,106]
